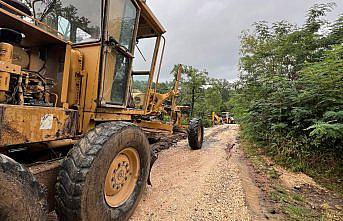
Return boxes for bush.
[231,4,343,192]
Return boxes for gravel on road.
[130,125,260,221]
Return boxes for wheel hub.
[104,148,140,207]
[109,157,131,194]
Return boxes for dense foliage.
[231,3,343,187]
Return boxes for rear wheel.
[188,118,204,150]
[55,122,150,221]
[0,154,47,221]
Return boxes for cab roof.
[137,0,166,39]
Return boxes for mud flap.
[148,149,158,186]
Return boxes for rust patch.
[62,110,78,137]
[0,105,79,148]
[0,122,29,146]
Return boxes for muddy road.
[131,125,264,221]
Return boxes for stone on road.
[130,125,260,221]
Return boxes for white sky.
[133,0,342,82]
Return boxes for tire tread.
[0,154,47,220]
[188,118,204,150]
[55,122,135,221]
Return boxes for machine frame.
[0,1,203,219]
[0,0,180,151]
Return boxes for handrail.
[146,35,166,114]
[153,35,166,94]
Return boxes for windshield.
[30,0,101,43]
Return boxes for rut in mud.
[130,125,263,221]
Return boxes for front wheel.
[55,122,151,221]
[188,118,204,150]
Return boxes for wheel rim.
[104,147,140,208]
[198,126,202,144]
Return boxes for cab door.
[100,0,140,107]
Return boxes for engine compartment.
[0,28,65,107]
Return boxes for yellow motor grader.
[212,112,223,126]
[0,0,204,220]
[212,112,235,126]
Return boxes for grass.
[291,192,305,202]
[270,151,343,197]
[285,205,318,221]
[304,164,343,197]
[241,140,323,221]
[240,129,343,197]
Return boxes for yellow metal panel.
[67,49,84,107]
[81,112,96,133]
[0,43,13,62]
[0,61,21,75]
[0,105,77,148]
[96,107,145,115]
[61,44,72,108]
[95,113,131,122]
[72,44,101,133]
[136,120,173,133]
[74,44,101,112]
[0,72,10,91]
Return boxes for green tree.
[231,3,343,192]
[171,65,208,117]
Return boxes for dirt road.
[131,125,264,221]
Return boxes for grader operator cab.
[0,0,204,220]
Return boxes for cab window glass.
[101,0,138,106]
[131,74,149,109]
[57,16,71,40]
[107,0,137,50]
[110,53,130,104]
[32,0,101,43]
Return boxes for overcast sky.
[133,0,342,82]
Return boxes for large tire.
[55,122,151,221]
[0,154,47,221]
[188,118,204,150]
